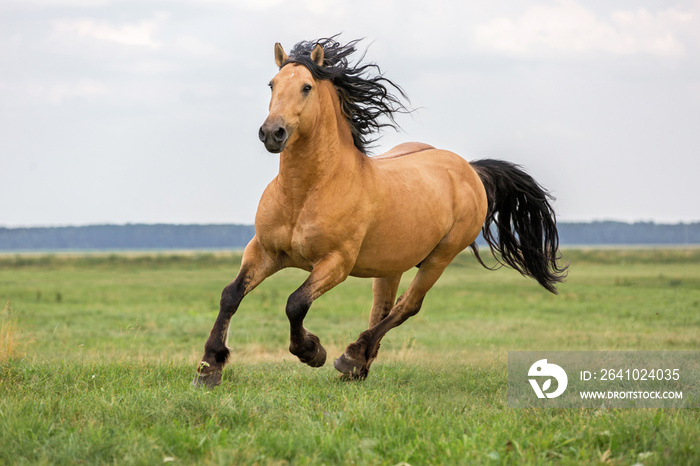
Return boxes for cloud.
[173,35,229,59]
[5,78,111,106]
[53,15,165,48]
[0,0,110,12]
[198,0,286,11]
[44,79,111,104]
[474,0,693,58]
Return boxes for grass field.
[1,249,699,465]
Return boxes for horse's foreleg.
[335,253,454,379]
[286,256,351,367]
[193,238,280,388]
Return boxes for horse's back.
[350,143,488,276]
[371,142,435,160]
[371,142,474,176]
[370,143,480,188]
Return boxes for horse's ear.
[274,43,288,68]
[310,43,324,67]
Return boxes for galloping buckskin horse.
[194,37,567,388]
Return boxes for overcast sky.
[1,0,699,227]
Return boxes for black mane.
[280,36,410,154]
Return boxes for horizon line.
[2,220,700,229]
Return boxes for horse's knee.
[220,277,246,313]
[285,288,311,324]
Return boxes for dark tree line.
[0,224,255,251]
[555,221,700,245]
[0,221,698,251]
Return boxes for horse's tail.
[469,159,568,294]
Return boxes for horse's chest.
[256,203,335,265]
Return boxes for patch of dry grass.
[0,300,18,361]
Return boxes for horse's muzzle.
[258,120,289,153]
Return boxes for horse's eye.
[302,84,312,95]
[268,82,273,90]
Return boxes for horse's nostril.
[273,127,287,143]
[258,126,266,142]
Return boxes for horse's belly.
[351,213,450,277]
[350,246,437,277]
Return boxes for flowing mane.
[279,36,410,154]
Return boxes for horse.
[193,37,567,388]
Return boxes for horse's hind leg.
[334,245,459,379]
[193,238,280,388]
[368,275,402,327]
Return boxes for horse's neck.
[277,84,363,198]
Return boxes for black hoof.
[333,353,368,379]
[302,343,327,368]
[293,333,327,368]
[192,370,222,389]
[193,360,223,389]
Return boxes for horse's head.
[258,43,325,153]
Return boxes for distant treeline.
[556,221,700,245]
[0,221,698,251]
[0,224,255,251]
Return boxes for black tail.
[469,159,568,294]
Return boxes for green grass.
[1,249,699,465]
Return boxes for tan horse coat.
[194,41,562,387]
